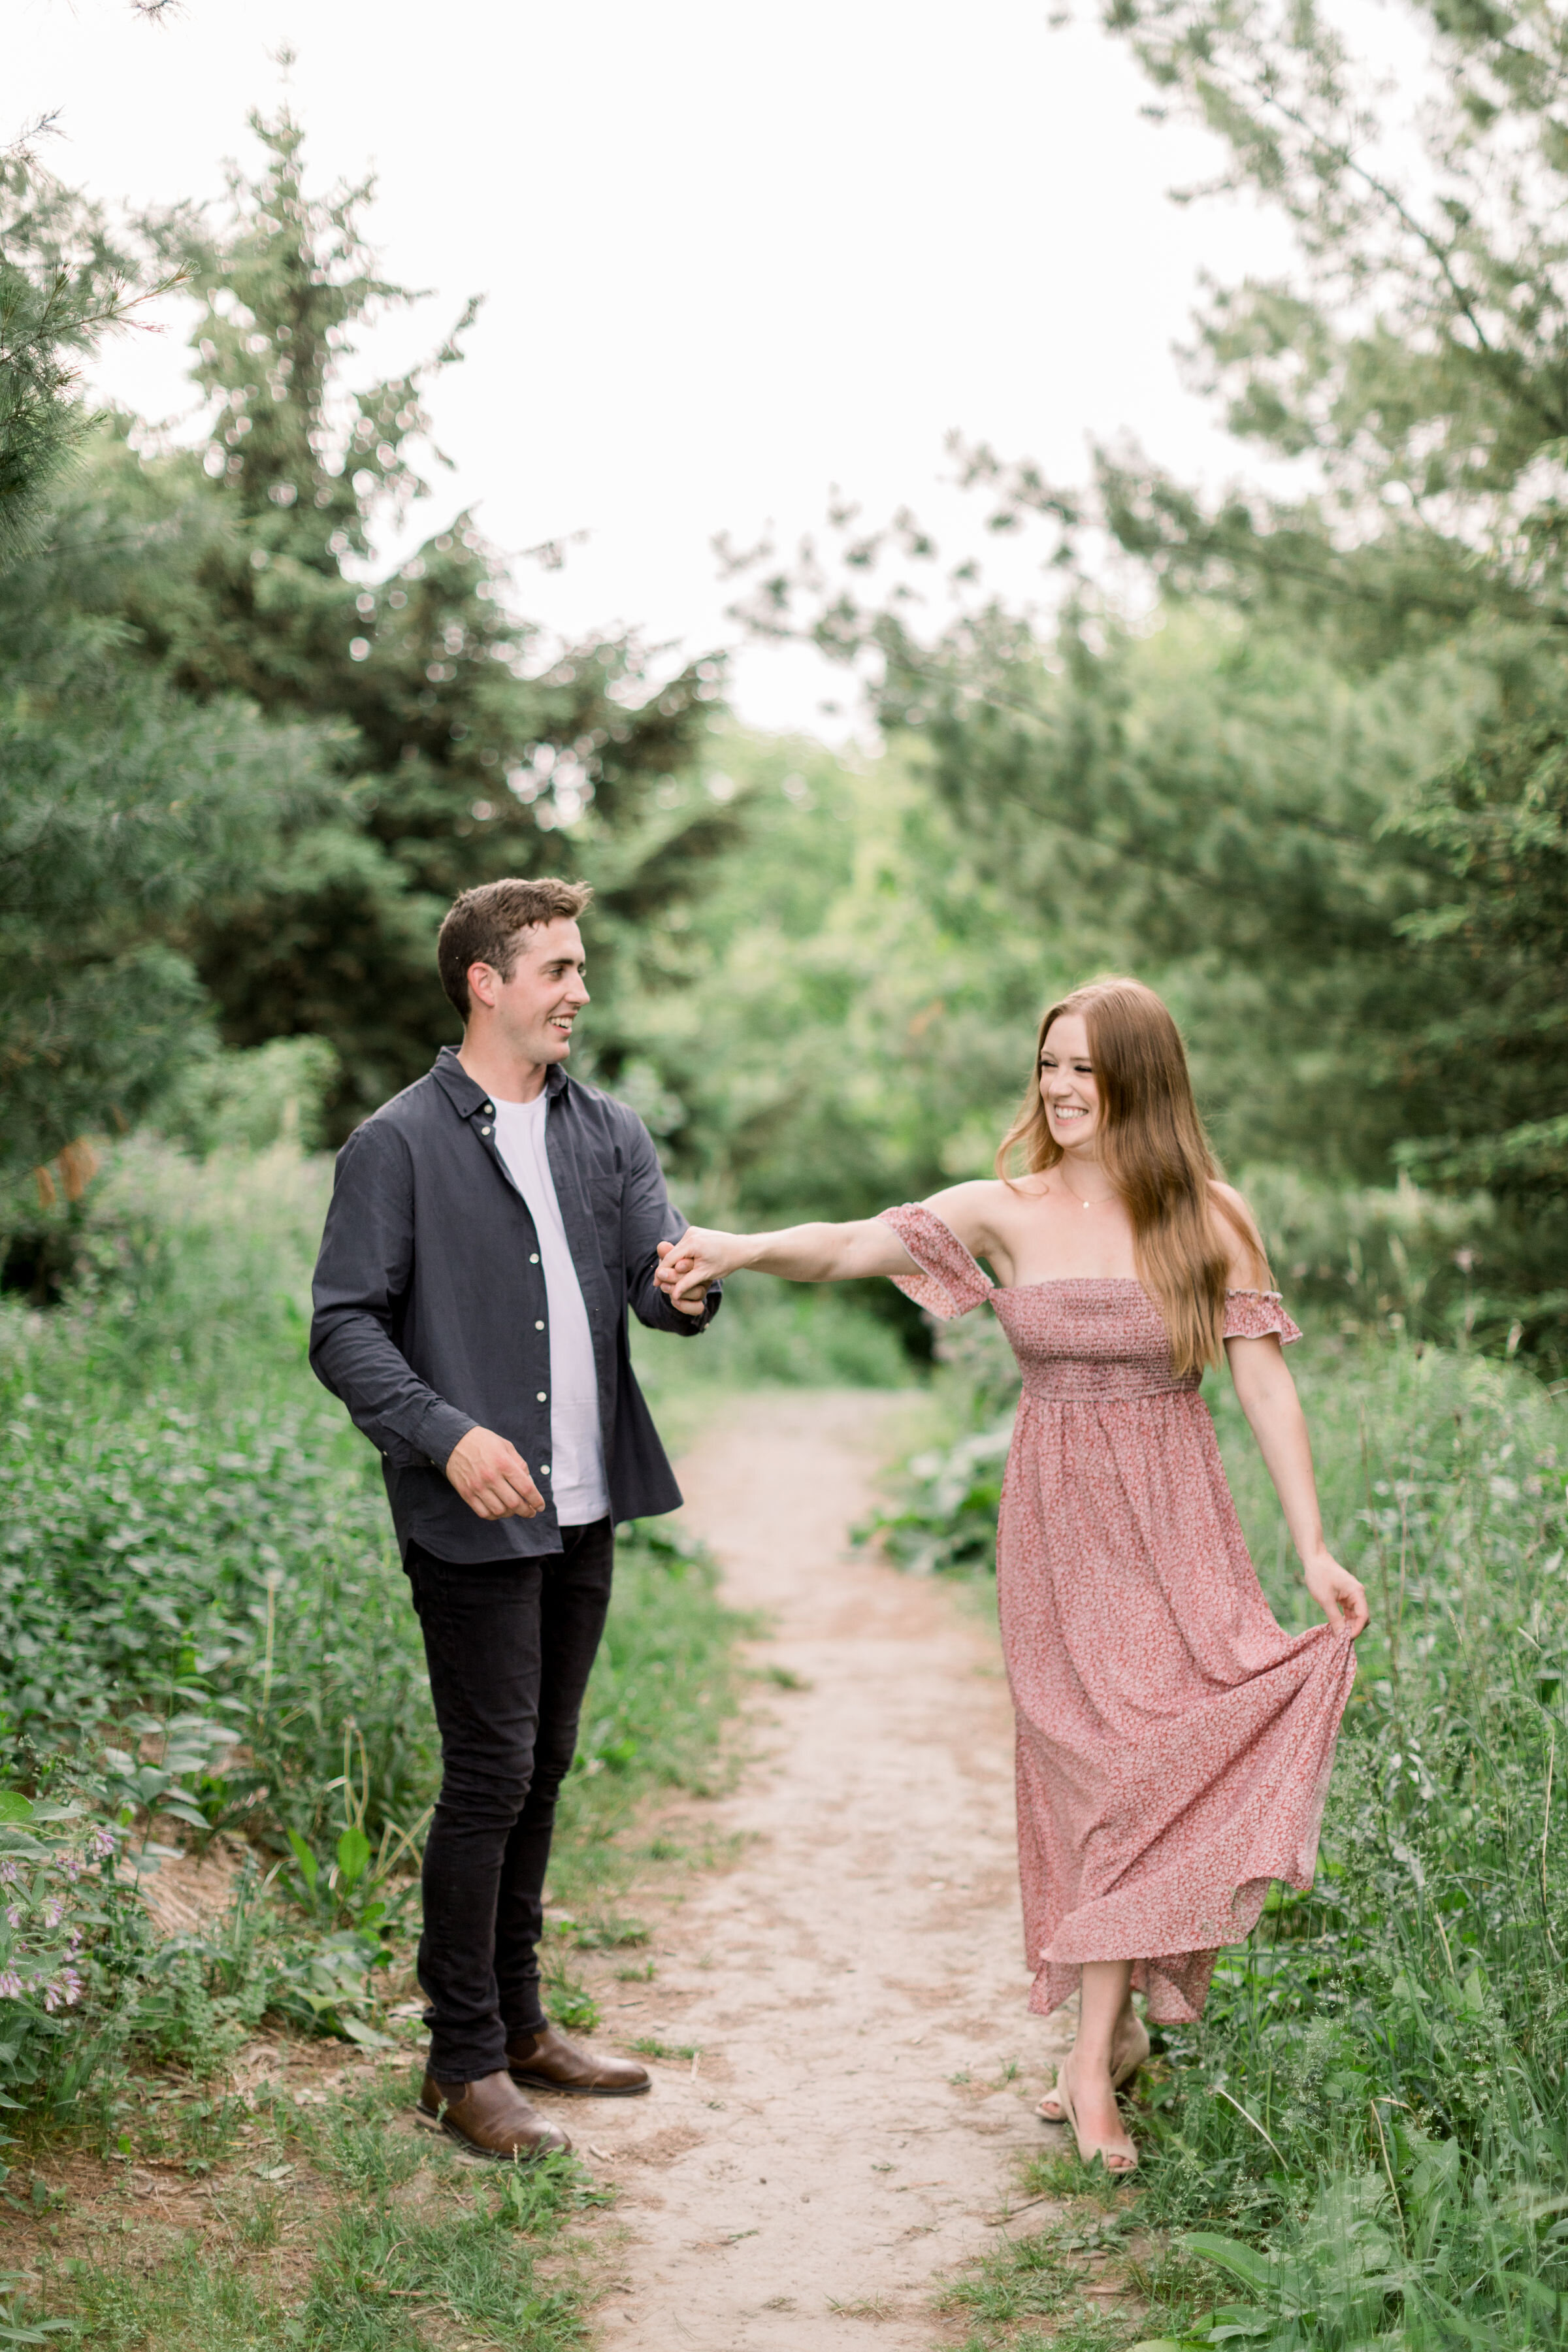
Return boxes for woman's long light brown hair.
[995,976,1267,1376]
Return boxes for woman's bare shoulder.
[921,1179,1015,1250]
[1209,1179,1270,1287]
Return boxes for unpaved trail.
[564,1390,1073,2350]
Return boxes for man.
[310,876,719,2161]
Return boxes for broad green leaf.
[340,2017,395,2050]
[286,1829,319,1891]
[335,1825,372,1889]
[1180,2236,1280,2296]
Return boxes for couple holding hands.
[311,876,1365,2176]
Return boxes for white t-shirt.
[491,1094,610,1527]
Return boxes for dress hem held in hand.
[878,1202,1355,2025]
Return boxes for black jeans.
[406,1520,613,2082]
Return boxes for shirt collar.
[430,1044,570,1119]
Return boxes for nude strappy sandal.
[1037,2016,1149,2125]
[1048,2052,1139,2175]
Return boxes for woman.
[655,977,1366,2174]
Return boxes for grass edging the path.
[907,1331,1568,2352]
[0,1505,753,2352]
[0,1137,784,2349]
[27,2076,614,2352]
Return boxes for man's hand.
[445,1427,546,1520]
[655,1232,727,1316]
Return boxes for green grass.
[0,1135,762,2349]
[14,2066,608,2351]
[924,1330,1568,2350]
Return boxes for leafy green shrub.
[152,1037,340,1157]
[0,1800,129,2126]
[1242,1164,1497,1353]
[859,1307,1019,1575]
[864,1425,1012,1576]
[0,1386,427,1842]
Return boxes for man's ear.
[466,960,499,1013]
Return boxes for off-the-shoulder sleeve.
[877,1203,994,1319]
[1224,1290,1303,1345]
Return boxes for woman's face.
[1038,1012,1102,1153]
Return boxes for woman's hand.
[1303,1551,1370,1639]
[657,1214,914,1307]
[655,1228,748,1314]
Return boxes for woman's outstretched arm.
[655,1217,915,1314]
[1226,1335,1369,1638]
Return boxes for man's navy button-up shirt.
[308,1047,719,1562]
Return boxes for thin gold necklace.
[1058,1166,1119,1211]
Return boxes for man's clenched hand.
[445,1427,546,1520]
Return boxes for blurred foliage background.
[5,8,1568,2341]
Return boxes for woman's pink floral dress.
[880,1203,1356,2023]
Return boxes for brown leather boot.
[415,2068,572,2160]
[506,2021,651,2097]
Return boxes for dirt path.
[567,1390,1072,2351]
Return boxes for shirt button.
[536,1391,547,1402]
[529,1253,540,1264]
[540,1463,551,1475]
[484,1103,493,1114]
[534,1319,545,1330]
[481,1125,491,1135]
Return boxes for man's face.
[468,918,589,1065]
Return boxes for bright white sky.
[15,0,1300,732]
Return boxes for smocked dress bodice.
[877,1201,1301,1403]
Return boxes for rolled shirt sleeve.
[621,1117,721,1337]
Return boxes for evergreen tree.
[95,106,740,1130]
[0,150,327,1188]
[0,134,171,573]
[1392,659,1568,1335]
